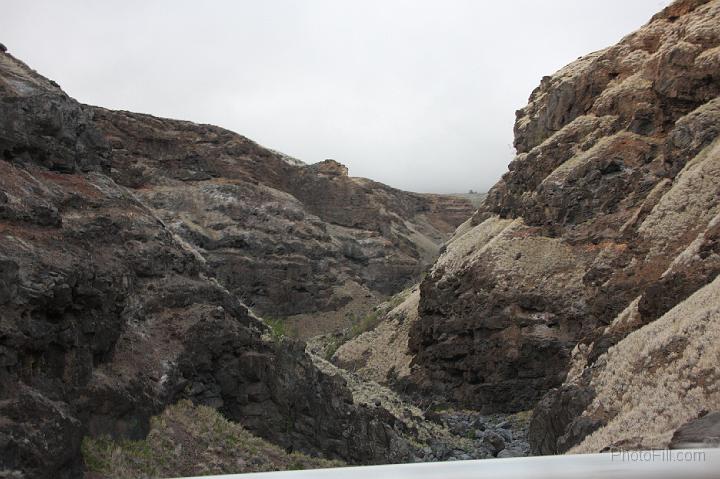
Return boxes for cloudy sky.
[2,0,671,193]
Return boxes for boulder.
[670,412,720,449]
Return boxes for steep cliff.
[90,108,472,320]
[0,50,472,478]
[405,0,719,435]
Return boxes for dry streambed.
[311,352,531,462]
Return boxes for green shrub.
[265,317,286,341]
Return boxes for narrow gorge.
[1,0,719,478]
[339,0,720,456]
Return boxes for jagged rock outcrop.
[406,0,720,436]
[0,50,471,478]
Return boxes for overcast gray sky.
[2,0,671,193]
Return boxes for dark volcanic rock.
[89,108,472,318]
[177,316,413,464]
[528,381,599,455]
[0,55,110,174]
[0,52,468,478]
[669,412,720,449]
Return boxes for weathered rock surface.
[566,274,720,453]
[403,0,720,444]
[669,411,720,449]
[90,107,472,318]
[312,351,531,462]
[0,50,473,478]
[332,287,420,385]
[82,400,345,477]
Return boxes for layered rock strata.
[0,50,472,478]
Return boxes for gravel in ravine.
[310,349,531,462]
[421,409,531,461]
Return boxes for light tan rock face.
[91,108,474,318]
[332,288,420,384]
[407,0,720,436]
[564,273,720,453]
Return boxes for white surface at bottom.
[174,449,720,479]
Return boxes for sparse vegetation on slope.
[314,287,413,361]
[332,288,420,384]
[570,274,720,452]
[82,400,343,479]
[309,352,532,461]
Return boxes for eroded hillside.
[338,0,720,452]
[91,107,472,321]
[0,49,473,478]
[2,0,719,476]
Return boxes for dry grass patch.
[82,400,342,478]
[331,288,418,382]
[571,274,720,452]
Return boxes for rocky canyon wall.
[0,50,470,477]
[406,0,720,442]
[90,108,473,318]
